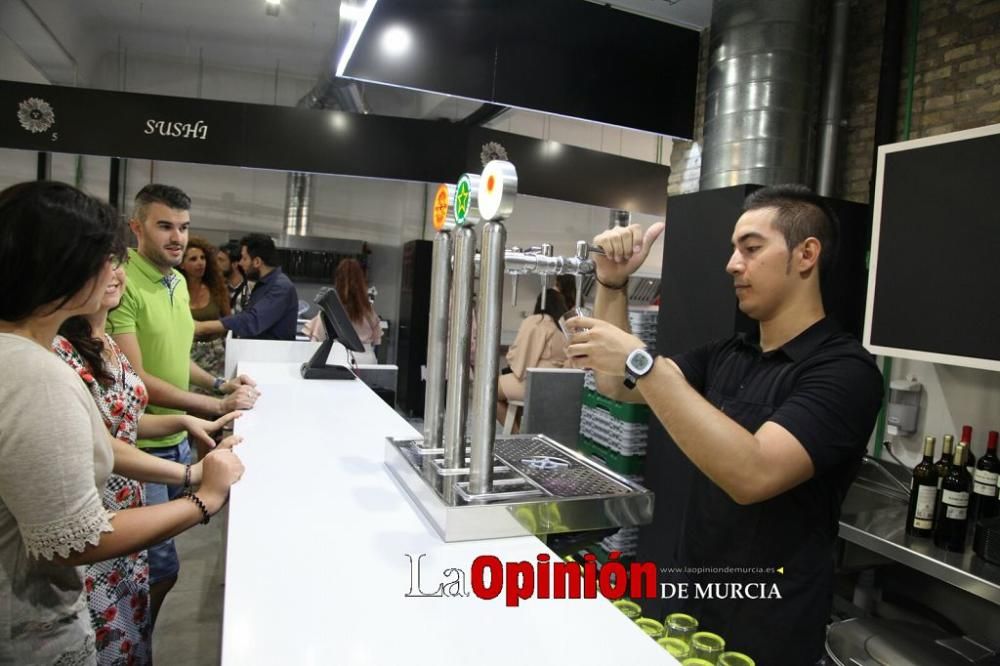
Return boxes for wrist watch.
[623,347,655,389]
[212,376,226,392]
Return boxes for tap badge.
[454,175,472,225]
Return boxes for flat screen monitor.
[863,123,1000,372]
[301,288,366,380]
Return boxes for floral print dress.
[53,334,152,666]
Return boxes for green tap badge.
[454,174,472,225]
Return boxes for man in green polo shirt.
[109,184,259,627]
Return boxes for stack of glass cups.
[690,631,726,663]
[612,599,642,620]
[664,612,699,643]
[717,652,755,666]
[634,617,665,640]
[657,636,692,659]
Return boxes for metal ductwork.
[700,0,819,190]
[284,15,370,237]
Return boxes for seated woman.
[497,288,569,429]
[0,181,245,665]
[179,236,231,382]
[303,258,382,364]
[54,257,239,664]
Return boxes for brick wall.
[671,0,1000,203]
[841,0,1000,202]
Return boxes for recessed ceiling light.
[265,0,280,17]
[380,25,411,57]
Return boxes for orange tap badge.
[433,183,451,231]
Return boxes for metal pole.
[422,230,452,450]
[442,226,476,475]
[469,221,507,495]
[816,0,850,196]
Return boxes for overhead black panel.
[342,0,699,138]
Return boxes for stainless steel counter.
[839,468,1000,606]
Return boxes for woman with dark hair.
[53,258,239,664]
[303,258,382,363]
[496,288,569,428]
[0,181,245,665]
[179,236,231,380]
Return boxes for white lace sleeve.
[20,495,114,560]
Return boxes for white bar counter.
[222,361,675,665]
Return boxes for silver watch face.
[627,349,652,375]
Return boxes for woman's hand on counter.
[199,447,245,514]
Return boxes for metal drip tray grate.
[494,436,631,497]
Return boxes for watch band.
[213,376,226,391]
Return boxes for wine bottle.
[906,435,939,537]
[971,430,1000,522]
[961,425,977,478]
[935,434,954,490]
[934,442,971,552]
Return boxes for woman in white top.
[0,182,245,665]
[303,258,382,364]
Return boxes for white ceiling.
[2,0,711,119]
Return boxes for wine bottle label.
[973,470,998,496]
[913,485,937,525]
[942,489,969,507]
[946,505,968,520]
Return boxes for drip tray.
[384,433,653,542]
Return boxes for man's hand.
[220,374,257,394]
[565,317,645,376]
[218,384,259,414]
[592,222,665,287]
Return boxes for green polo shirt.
[107,249,194,449]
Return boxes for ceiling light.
[380,25,411,57]
[336,0,378,77]
[265,0,280,17]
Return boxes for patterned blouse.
[53,334,153,665]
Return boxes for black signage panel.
[2,80,669,216]
[468,128,668,216]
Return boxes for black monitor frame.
[301,288,366,380]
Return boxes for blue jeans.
[144,439,191,585]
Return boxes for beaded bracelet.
[183,491,211,525]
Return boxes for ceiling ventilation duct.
[700,0,819,189]
[284,5,371,237]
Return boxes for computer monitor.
[301,288,365,380]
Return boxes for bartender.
[567,185,883,666]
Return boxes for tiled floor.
[152,508,227,665]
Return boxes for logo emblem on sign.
[17,98,55,134]
[432,183,451,231]
[454,175,472,225]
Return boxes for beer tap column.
[469,221,506,494]
[442,175,480,479]
[468,160,518,496]
[422,184,455,451]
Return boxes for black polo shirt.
[665,317,882,666]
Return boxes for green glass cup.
[691,631,726,663]
[634,617,666,640]
[657,636,692,659]
[681,659,715,666]
[664,612,699,643]
[612,599,642,620]
[718,652,755,666]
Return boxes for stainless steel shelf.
[839,481,1000,606]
